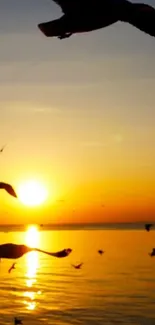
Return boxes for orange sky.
[0,1,155,224]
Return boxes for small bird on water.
[8,262,16,273]
[14,317,22,325]
[0,182,17,198]
[98,250,104,255]
[0,243,72,259]
[71,262,83,269]
[145,223,153,232]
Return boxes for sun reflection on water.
[23,225,40,311]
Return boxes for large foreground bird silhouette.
[0,244,72,259]
[38,0,155,39]
[0,182,17,198]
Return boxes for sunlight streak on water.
[23,225,40,311]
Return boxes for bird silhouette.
[8,262,16,273]
[0,144,6,153]
[145,223,153,232]
[38,0,155,39]
[14,317,22,325]
[0,243,72,259]
[98,250,104,255]
[0,182,17,198]
[71,262,83,269]
[149,248,155,257]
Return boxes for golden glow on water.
[25,225,39,248]
[24,225,40,311]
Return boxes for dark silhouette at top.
[0,243,72,259]
[38,0,155,39]
[71,262,83,269]
[98,249,104,255]
[149,248,155,257]
[145,223,153,232]
[0,182,17,198]
[14,317,22,325]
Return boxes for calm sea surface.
[0,226,155,325]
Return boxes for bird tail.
[121,2,155,37]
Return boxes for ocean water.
[0,226,155,325]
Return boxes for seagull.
[0,243,72,259]
[14,317,22,325]
[71,263,83,269]
[149,248,155,257]
[38,0,155,39]
[0,182,17,198]
[98,250,104,255]
[8,262,16,273]
[0,144,6,153]
[145,223,153,232]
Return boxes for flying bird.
[8,262,16,273]
[0,144,6,153]
[14,317,22,325]
[98,250,104,255]
[149,248,155,257]
[38,0,155,39]
[71,263,83,269]
[145,223,153,232]
[0,243,72,259]
[0,182,17,198]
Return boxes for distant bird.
[38,0,155,40]
[145,223,153,232]
[0,243,72,259]
[0,182,17,198]
[8,262,16,273]
[98,250,104,255]
[71,263,83,269]
[14,317,22,325]
[0,144,6,153]
[149,248,155,257]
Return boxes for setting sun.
[18,180,48,207]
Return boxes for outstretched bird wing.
[0,182,17,198]
[8,262,16,273]
[0,144,6,152]
[77,263,83,268]
[123,3,155,37]
[52,0,73,13]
